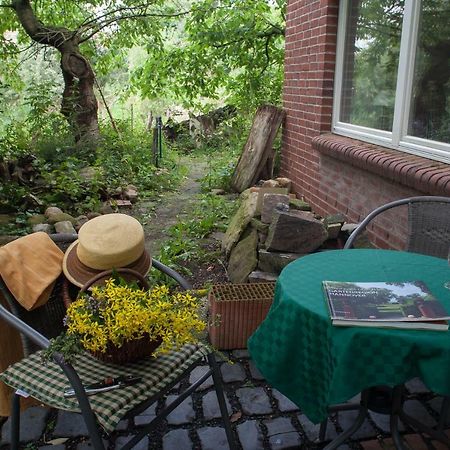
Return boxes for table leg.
[322,390,369,450]
[390,386,407,450]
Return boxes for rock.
[27,214,46,226]
[227,227,258,283]
[265,210,328,253]
[255,187,289,214]
[289,198,312,211]
[79,167,97,182]
[46,212,76,225]
[261,180,279,188]
[341,223,359,233]
[86,212,101,220]
[261,194,290,224]
[257,231,267,246]
[112,199,132,209]
[326,223,342,240]
[248,271,278,283]
[45,206,63,218]
[250,218,269,233]
[32,223,53,234]
[99,203,114,214]
[75,215,89,231]
[123,186,138,203]
[258,249,304,274]
[324,213,346,226]
[54,221,77,234]
[222,190,258,256]
[274,177,292,191]
[211,189,225,195]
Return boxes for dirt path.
[140,156,208,256]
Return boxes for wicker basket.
[208,282,275,349]
[64,268,162,364]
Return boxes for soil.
[133,156,229,289]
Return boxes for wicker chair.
[0,234,236,450]
[344,196,450,258]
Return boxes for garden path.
[139,156,208,257]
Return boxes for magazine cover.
[323,281,450,326]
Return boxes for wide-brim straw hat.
[63,213,151,288]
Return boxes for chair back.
[344,196,450,258]
[408,200,450,258]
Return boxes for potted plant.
[47,276,206,364]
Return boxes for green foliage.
[151,193,236,286]
[42,333,84,364]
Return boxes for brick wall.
[281,0,450,250]
[281,0,339,212]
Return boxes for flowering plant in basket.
[45,278,206,364]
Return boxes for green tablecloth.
[248,249,450,424]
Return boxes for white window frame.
[332,0,450,164]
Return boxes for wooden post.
[231,105,285,193]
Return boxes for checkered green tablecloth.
[248,249,450,424]
[0,343,208,433]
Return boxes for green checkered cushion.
[0,343,208,433]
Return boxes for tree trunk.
[12,0,99,144]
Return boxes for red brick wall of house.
[281,0,450,250]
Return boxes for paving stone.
[405,378,430,394]
[197,426,230,450]
[115,435,149,450]
[403,399,436,428]
[54,411,88,437]
[337,411,377,440]
[237,420,264,450]
[360,440,383,449]
[166,395,195,425]
[403,433,429,449]
[297,414,337,441]
[221,362,246,383]
[237,387,272,415]
[202,391,232,420]
[233,349,250,359]
[189,365,214,390]
[248,360,265,381]
[272,390,300,412]
[428,396,450,425]
[1,406,49,443]
[134,403,157,426]
[369,411,405,433]
[163,429,192,450]
[264,417,302,449]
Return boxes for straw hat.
[63,214,151,288]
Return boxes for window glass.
[340,0,404,131]
[408,1,450,144]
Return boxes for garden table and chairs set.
[1,196,450,450]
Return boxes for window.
[333,0,450,163]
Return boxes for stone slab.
[115,435,148,450]
[237,420,264,450]
[236,387,272,415]
[255,188,289,214]
[166,396,195,425]
[54,411,88,437]
[197,426,230,450]
[264,417,302,449]
[163,429,192,450]
[248,271,278,283]
[222,190,258,256]
[189,365,214,390]
[258,249,304,274]
[272,389,300,412]
[265,210,327,253]
[261,193,290,224]
[220,362,246,383]
[227,227,258,283]
[202,391,232,420]
[2,406,49,443]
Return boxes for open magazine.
[323,281,450,331]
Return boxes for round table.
[248,249,450,425]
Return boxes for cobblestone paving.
[1,350,449,449]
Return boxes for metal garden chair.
[0,234,236,450]
[344,195,450,258]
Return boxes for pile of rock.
[222,178,353,283]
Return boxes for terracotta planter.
[208,283,275,349]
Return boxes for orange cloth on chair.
[0,232,64,416]
[0,232,64,310]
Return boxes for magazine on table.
[323,280,450,331]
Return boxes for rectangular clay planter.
[208,283,275,349]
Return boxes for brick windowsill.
[312,134,450,196]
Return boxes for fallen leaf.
[230,411,242,423]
